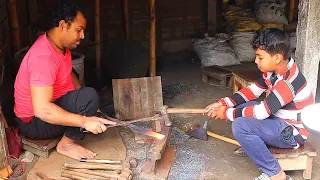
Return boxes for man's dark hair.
[251,28,290,59]
[49,1,86,29]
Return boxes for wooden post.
[124,0,130,40]
[149,0,156,77]
[8,0,20,52]
[28,0,38,25]
[207,0,217,36]
[289,0,295,24]
[95,0,102,82]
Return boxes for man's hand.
[83,116,116,134]
[215,106,228,120]
[205,102,221,118]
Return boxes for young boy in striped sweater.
[205,28,314,180]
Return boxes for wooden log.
[149,0,156,77]
[95,0,102,82]
[124,0,130,40]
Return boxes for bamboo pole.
[124,0,130,40]
[95,0,102,82]
[288,0,295,24]
[149,0,156,77]
[8,0,20,52]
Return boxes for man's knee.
[232,117,250,138]
[79,87,99,106]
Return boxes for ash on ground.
[168,127,208,180]
[162,82,197,100]
[120,125,207,180]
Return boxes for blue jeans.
[232,101,297,176]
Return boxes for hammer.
[157,105,207,126]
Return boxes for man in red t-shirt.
[14,2,115,160]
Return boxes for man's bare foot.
[270,170,287,180]
[56,135,97,160]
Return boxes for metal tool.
[184,120,241,146]
[186,119,209,141]
[100,113,165,140]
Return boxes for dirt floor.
[115,52,320,180]
[5,45,320,180]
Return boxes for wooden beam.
[207,0,217,36]
[95,0,102,82]
[149,0,156,77]
[27,0,38,25]
[289,0,295,24]
[8,0,20,52]
[124,0,130,40]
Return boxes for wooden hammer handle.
[80,158,121,164]
[61,171,90,180]
[64,162,122,170]
[207,131,240,146]
[167,108,206,114]
[66,168,119,178]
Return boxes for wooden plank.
[112,77,163,120]
[278,156,307,171]
[28,0,38,24]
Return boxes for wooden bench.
[269,142,317,179]
[200,66,233,89]
[22,137,60,158]
[232,69,262,94]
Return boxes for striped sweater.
[219,58,314,139]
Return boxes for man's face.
[61,12,87,49]
[254,48,279,73]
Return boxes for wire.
[2,155,26,178]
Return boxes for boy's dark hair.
[49,1,86,29]
[252,28,290,59]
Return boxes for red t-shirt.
[14,34,75,123]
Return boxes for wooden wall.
[35,0,207,42]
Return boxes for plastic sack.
[224,6,262,32]
[230,32,256,62]
[193,34,241,67]
[288,32,296,59]
[254,0,288,25]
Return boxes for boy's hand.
[205,102,221,118]
[215,106,228,120]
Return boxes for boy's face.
[254,48,280,73]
